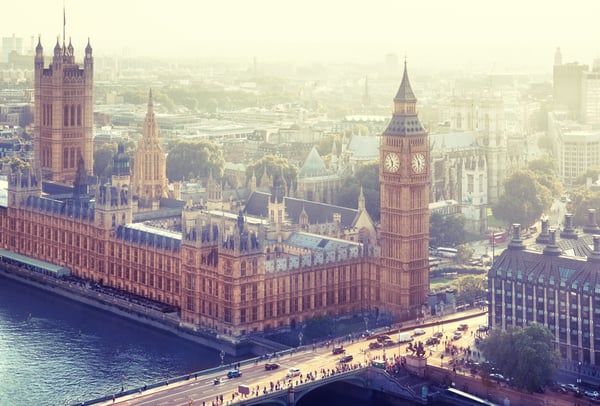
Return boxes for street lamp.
[298,332,304,347]
[220,350,225,366]
[364,316,369,332]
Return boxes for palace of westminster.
[0,36,431,339]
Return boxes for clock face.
[384,152,400,173]
[411,153,426,173]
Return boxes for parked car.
[265,363,279,371]
[227,369,242,378]
[332,346,345,355]
[339,355,354,363]
[286,368,301,378]
[369,341,383,350]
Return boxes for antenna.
[63,0,66,45]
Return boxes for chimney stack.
[560,213,578,239]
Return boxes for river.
[0,274,222,405]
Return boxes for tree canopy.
[334,161,380,221]
[493,169,553,228]
[429,212,466,248]
[479,324,560,392]
[245,154,298,191]
[166,139,224,181]
[567,186,600,226]
[454,275,485,305]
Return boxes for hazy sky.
[5,0,600,71]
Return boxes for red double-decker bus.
[489,231,507,244]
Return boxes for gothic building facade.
[34,37,93,184]
[0,46,431,339]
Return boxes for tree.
[493,170,552,228]
[527,158,563,198]
[479,324,560,392]
[93,143,117,178]
[429,212,466,248]
[166,140,224,181]
[573,166,600,187]
[455,275,485,305]
[456,244,474,264]
[1,157,29,172]
[245,154,298,191]
[335,161,380,221]
[567,186,600,226]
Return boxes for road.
[104,313,488,406]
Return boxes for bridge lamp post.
[364,316,369,332]
[220,349,225,366]
[298,332,304,348]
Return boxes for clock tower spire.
[379,61,430,319]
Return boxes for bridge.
[87,312,487,406]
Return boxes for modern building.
[489,215,600,366]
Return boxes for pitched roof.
[394,61,417,103]
[299,147,328,177]
[244,191,359,228]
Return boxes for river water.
[0,275,222,406]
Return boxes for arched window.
[70,105,75,126]
[63,148,68,168]
[64,105,69,126]
[77,105,82,126]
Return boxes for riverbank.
[0,263,283,356]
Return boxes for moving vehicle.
[339,355,353,363]
[265,363,279,371]
[436,247,458,258]
[426,337,440,346]
[452,331,462,340]
[227,369,242,378]
[332,346,345,355]
[376,335,391,343]
[413,328,426,336]
[369,341,383,350]
[286,368,301,378]
[458,323,468,331]
[383,338,395,347]
[398,332,413,343]
[371,360,386,369]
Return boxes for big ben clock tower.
[379,61,429,319]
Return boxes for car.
[452,332,462,340]
[477,325,490,333]
[458,323,468,331]
[564,383,580,393]
[376,335,391,343]
[433,331,444,339]
[584,390,599,399]
[213,377,221,385]
[425,337,440,346]
[369,341,383,350]
[227,369,242,378]
[286,368,301,378]
[265,363,279,371]
[332,346,345,355]
[490,373,506,382]
[339,355,353,363]
[413,328,426,336]
[383,339,395,347]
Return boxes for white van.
[286,368,301,378]
[398,332,413,343]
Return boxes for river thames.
[0,275,223,405]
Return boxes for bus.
[489,231,506,245]
[436,247,458,258]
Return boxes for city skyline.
[4,0,600,72]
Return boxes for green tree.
[527,158,562,197]
[479,324,560,392]
[456,244,474,264]
[246,154,299,191]
[493,170,552,228]
[429,212,466,248]
[335,161,380,221]
[93,143,117,177]
[567,186,600,226]
[166,139,224,181]
[1,156,29,172]
[573,166,600,187]
[455,275,485,305]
